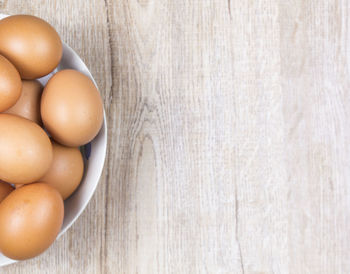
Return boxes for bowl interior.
[0,13,107,267]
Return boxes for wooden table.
[2,0,349,273]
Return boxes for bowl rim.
[57,42,108,239]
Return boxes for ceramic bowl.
[0,14,107,267]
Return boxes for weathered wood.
[1,0,349,273]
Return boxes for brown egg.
[0,181,14,203]
[0,15,62,79]
[0,114,53,184]
[5,80,43,124]
[41,69,103,147]
[41,141,84,200]
[0,183,64,260]
[0,55,22,112]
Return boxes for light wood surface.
[1,0,349,273]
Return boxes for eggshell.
[4,80,43,124]
[41,69,103,147]
[0,114,53,184]
[0,15,62,79]
[0,183,64,260]
[41,141,84,200]
[0,181,13,203]
[0,55,21,112]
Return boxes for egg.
[5,80,43,124]
[0,114,53,184]
[41,69,103,147]
[0,15,62,79]
[0,183,64,260]
[41,141,84,200]
[0,55,22,112]
[0,181,14,203]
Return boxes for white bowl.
[0,14,107,267]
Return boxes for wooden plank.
[280,0,350,272]
[102,0,287,273]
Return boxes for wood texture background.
[1,0,350,273]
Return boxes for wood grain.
[0,0,349,273]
